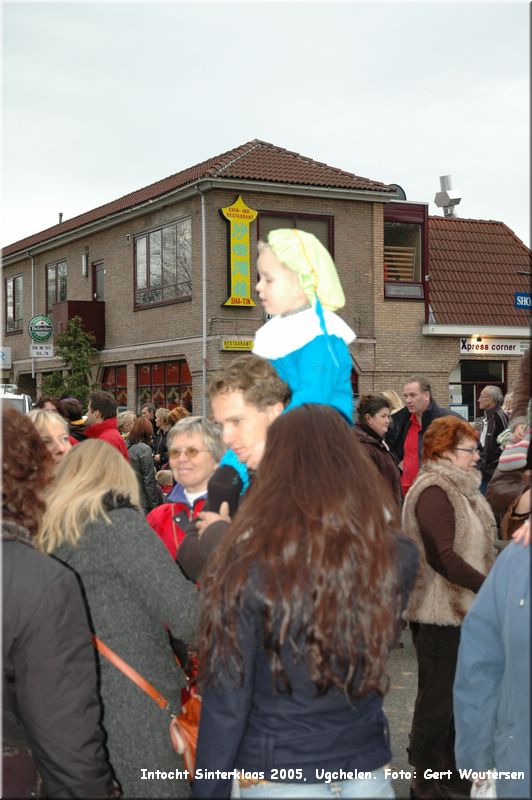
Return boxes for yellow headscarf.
[266,228,345,311]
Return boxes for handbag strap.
[93,635,169,711]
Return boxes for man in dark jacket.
[477,385,509,494]
[386,376,456,496]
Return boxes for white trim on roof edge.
[422,324,531,338]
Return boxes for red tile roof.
[3,139,394,256]
[428,216,531,326]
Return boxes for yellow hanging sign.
[221,195,257,307]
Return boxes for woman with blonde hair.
[28,408,72,465]
[37,439,199,798]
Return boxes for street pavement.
[383,629,418,799]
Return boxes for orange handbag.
[93,636,201,777]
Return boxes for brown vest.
[402,460,497,626]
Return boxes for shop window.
[134,218,192,308]
[449,360,506,421]
[102,366,128,407]
[5,274,23,333]
[383,203,426,300]
[258,213,332,253]
[46,260,67,313]
[136,360,192,411]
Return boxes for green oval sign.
[28,315,54,342]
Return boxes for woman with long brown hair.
[126,415,161,513]
[193,405,418,799]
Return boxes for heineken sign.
[28,315,54,342]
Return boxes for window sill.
[4,328,23,336]
[384,282,424,300]
[134,296,192,311]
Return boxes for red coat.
[85,417,130,461]
[146,497,206,560]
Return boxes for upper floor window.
[134,218,192,308]
[258,213,333,253]
[5,274,23,333]
[46,260,67,313]
[383,203,427,300]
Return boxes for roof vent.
[434,175,461,217]
[58,212,63,223]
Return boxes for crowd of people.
[2,228,530,800]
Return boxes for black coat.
[354,423,403,508]
[2,521,114,798]
[386,399,456,464]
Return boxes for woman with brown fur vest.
[402,416,497,800]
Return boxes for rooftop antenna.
[434,175,461,217]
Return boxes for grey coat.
[53,500,199,798]
[127,440,161,513]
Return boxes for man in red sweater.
[84,390,130,461]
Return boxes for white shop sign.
[30,343,54,358]
[459,338,530,356]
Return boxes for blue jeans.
[232,767,395,798]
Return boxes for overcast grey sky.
[2,1,530,247]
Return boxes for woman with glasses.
[147,417,225,560]
[401,416,497,800]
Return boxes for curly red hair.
[2,407,54,536]
[422,415,477,462]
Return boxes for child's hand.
[196,502,231,538]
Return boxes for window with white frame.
[46,260,67,313]
[5,274,23,333]
[134,218,192,308]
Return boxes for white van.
[0,384,33,414]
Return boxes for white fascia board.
[422,324,531,338]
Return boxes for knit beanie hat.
[266,229,345,311]
[497,425,531,472]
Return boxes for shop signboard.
[459,337,529,356]
[220,195,257,307]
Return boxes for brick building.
[2,139,530,417]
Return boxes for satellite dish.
[388,183,407,200]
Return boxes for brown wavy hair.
[2,407,54,536]
[127,415,153,446]
[197,404,399,699]
[422,416,477,462]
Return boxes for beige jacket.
[402,460,497,626]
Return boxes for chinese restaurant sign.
[221,195,257,307]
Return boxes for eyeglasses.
[168,447,209,459]
[454,446,480,454]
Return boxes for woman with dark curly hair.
[2,408,114,798]
[193,405,419,799]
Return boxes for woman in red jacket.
[147,416,224,559]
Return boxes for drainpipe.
[28,250,35,380]
[198,185,207,415]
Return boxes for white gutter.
[29,250,35,379]
[3,178,397,265]
[422,324,531,337]
[198,185,207,415]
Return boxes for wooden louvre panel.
[384,245,416,281]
